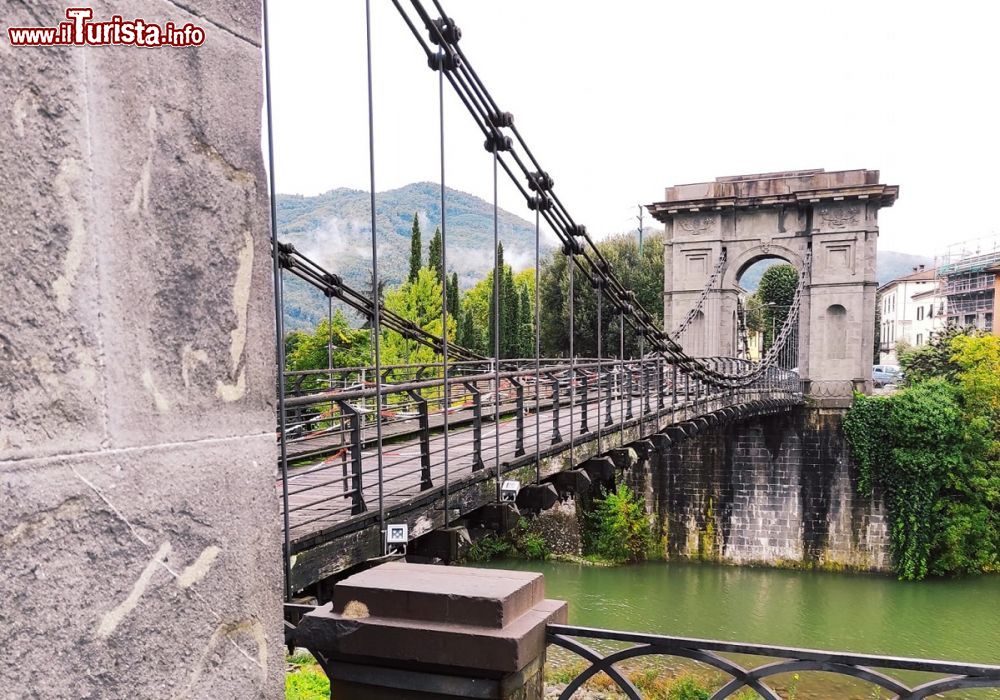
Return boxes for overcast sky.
[265,1,999,259]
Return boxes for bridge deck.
[282,385,743,545]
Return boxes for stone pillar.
[1,3,283,698]
[295,562,568,699]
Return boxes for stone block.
[0,435,285,698]
[549,468,592,497]
[81,0,274,449]
[0,15,104,461]
[333,562,544,630]
[582,455,614,483]
[297,562,567,676]
[609,447,637,470]
[515,483,559,513]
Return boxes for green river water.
[479,560,1000,697]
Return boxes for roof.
[877,267,936,294]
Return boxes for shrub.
[466,518,549,562]
[845,332,1000,579]
[584,484,653,563]
[667,677,711,700]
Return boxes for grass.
[286,651,329,700]
[544,660,760,699]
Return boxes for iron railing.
[547,624,1000,699]
[278,357,799,544]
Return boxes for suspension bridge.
[11,0,1000,697]
[263,0,861,597]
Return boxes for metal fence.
[547,624,1000,699]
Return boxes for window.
[916,334,923,346]
[928,304,934,318]
[917,306,924,321]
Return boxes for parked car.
[872,364,902,387]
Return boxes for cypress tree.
[447,272,460,318]
[407,213,422,283]
[428,228,443,284]
[502,266,518,358]
[488,243,505,356]
[458,307,476,350]
[518,284,533,357]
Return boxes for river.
[478,559,999,697]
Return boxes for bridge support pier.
[294,562,567,700]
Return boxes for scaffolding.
[936,235,999,331]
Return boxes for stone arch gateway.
[648,169,898,406]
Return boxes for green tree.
[407,212,422,283]
[517,285,533,357]
[898,326,967,383]
[461,272,493,355]
[284,310,371,390]
[427,227,443,284]
[501,264,520,357]
[755,264,798,351]
[488,243,506,356]
[539,232,663,358]
[457,307,478,351]
[456,258,536,358]
[381,267,452,369]
[447,271,459,318]
[744,294,764,333]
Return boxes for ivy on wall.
[844,331,1000,580]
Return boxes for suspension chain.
[674,249,727,336]
[277,242,486,362]
[391,0,807,389]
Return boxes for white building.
[877,266,945,364]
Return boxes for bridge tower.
[650,169,898,406]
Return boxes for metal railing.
[547,624,1000,699]
[278,356,799,543]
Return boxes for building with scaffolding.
[938,237,1000,334]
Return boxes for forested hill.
[278,182,553,329]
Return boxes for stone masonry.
[646,409,889,571]
[1,2,284,698]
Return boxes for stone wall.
[1,2,284,697]
[530,497,583,556]
[644,408,890,571]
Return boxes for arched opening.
[734,256,799,359]
[826,304,847,360]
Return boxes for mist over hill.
[278,182,554,329]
